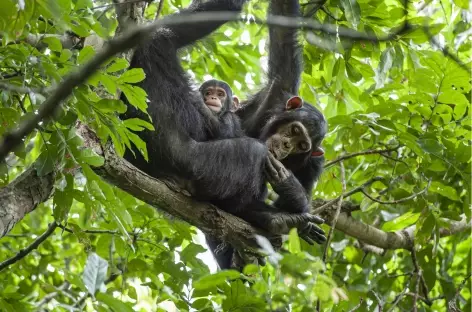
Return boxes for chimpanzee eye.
[218,92,225,97]
[205,91,211,96]
[292,125,300,134]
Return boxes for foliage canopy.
[0,0,470,311]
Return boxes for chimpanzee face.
[266,121,312,160]
[202,86,228,113]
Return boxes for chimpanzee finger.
[265,156,278,180]
[307,226,327,244]
[307,214,325,224]
[308,223,326,236]
[300,235,315,245]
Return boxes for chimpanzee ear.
[232,96,240,110]
[285,96,303,110]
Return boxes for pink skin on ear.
[311,147,324,157]
[285,96,303,110]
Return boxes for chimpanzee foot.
[266,212,326,245]
[214,241,230,255]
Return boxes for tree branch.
[0,167,55,237]
[324,146,400,168]
[0,222,58,272]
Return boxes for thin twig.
[58,224,119,235]
[0,222,58,272]
[411,248,431,304]
[361,180,431,205]
[324,147,400,168]
[312,177,383,215]
[155,0,165,20]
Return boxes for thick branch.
[0,168,55,238]
[1,126,470,253]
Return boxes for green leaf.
[96,293,135,312]
[100,74,118,95]
[429,181,459,201]
[346,62,363,82]
[78,148,105,167]
[106,58,130,73]
[123,118,154,131]
[53,173,74,221]
[381,212,421,232]
[34,146,58,176]
[288,228,301,254]
[78,46,95,65]
[453,0,469,9]
[417,138,443,154]
[120,84,148,113]
[340,0,360,28]
[83,253,108,295]
[94,99,127,114]
[437,90,469,119]
[117,68,146,84]
[194,270,241,290]
[42,36,62,52]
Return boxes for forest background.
[0,0,470,311]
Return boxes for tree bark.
[0,168,55,237]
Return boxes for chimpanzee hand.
[266,212,326,245]
[264,153,291,186]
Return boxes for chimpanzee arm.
[168,0,247,49]
[237,0,302,130]
[267,0,302,93]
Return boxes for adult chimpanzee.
[120,0,324,254]
[206,0,328,269]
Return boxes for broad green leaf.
[117,68,146,84]
[78,149,105,167]
[340,0,360,28]
[453,0,469,9]
[381,212,421,232]
[53,173,74,221]
[194,270,241,290]
[83,253,108,295]
[42,36,62,52]
[120,84,148,113]
[78,46,95,65]
[106,58,130,73]
[123,118,154,131]
[94,99,127,114]
[429,181,459,201]
[96,293,135,312]
[288,228,301,254]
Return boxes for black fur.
[207,0,328,269]
[120,0,323,265]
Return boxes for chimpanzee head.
[260,96,327,171]
[199,79,240,114]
